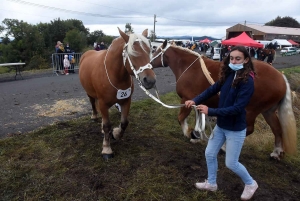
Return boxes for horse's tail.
[278,75,297,155]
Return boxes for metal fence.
[51,53,82,75]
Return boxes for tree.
[87,30,105,46]
[265,16,300,28]
[64,29,87,52]
[125,23,134,34]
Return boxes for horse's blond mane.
[126,33,150,57]
[171,45,202,58]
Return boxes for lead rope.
[136,77,210,139]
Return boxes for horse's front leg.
[99,104,114,160]
[112,100,130,140]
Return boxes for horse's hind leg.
[88,95,98,120]
[178,105,193,138]
[112,100,130,140]
[262,106,283,160]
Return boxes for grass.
[0,68,300,200]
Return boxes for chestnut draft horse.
[151,40,297,160]
[79,28,156,159]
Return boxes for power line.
[6,0,267,26]
[6,0,148,18]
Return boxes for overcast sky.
[1,0,300,39]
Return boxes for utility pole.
[153,14,157,41]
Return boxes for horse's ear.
[142,29,148,38]
[163,40,168,48]
[118,27,129,43]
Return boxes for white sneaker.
[195,180,217,191]
[65,73,69,75]
[241,180,258,200]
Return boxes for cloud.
[1,0,300,38]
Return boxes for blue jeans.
[206,125,253,185]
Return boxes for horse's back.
[249,60,286,110]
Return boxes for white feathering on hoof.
[113,127,121,140]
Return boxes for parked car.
[206,47,221,60]
[280,47,297,55]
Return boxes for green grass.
[0,68,300,200]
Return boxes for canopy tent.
[271,39,291,48]
[200,38,211,43]
[288,39,299,46]
[221,32,263,48]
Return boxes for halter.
[104,38,153,91]
[150,44,171,67]
[122,39,153,82]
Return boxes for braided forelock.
[127,33,150,57]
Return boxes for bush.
[25,55,50,70]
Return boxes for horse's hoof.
[191,130,201,139]
[102,153,114,160]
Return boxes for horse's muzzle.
[141,76,156,90]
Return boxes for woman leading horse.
[79,28,156,159]
[151,40,296,160]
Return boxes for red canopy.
[221,32,263,48]
[200,38,211,43]
[288,39,299,46]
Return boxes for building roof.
[246,24,300,35]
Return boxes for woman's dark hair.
[220,45,255,87]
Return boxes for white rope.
[176,57,199,83]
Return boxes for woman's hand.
[185,100,195,108]
[196,104,208,114]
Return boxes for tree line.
[0,16,298,71]
[0,18,115,70]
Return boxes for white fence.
[51,53,82,75]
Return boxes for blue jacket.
[192,71,254,131]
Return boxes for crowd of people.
[167,40,276,65]
[54,41,76,75]
[94,42,107,51]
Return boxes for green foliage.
[64,29,87,53]
[25,55,49,70]
[265,16,300,28]
[87,30,105,45]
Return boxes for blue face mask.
[229,63,244,71]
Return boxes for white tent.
[255,40,271,48]
[271,39,292,48]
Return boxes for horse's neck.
[168,48,196,78]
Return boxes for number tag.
[117,88,131,99]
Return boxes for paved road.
[1,52,299,138]
[0,68,176,137]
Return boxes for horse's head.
[118,28,156,90]
[150,40,171,68]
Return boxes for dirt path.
[0,53,299,137]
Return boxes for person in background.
[185,45,258,200]
[100,42,107,50]
[56,42,65,74]
[267,51,274,65]
[65,43,71,54]
[63,55,70,75]
[68,52,76,73]
[94,43,101,51]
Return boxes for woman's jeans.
[206,125,253,185]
